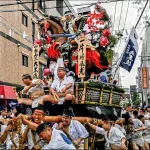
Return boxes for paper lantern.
[44,68,51,76]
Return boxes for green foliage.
[105,50,113,63]
[102,12,109,21]
[15,86,23,92]
[113,86,125,93]
[78,81,125,93]
[132,92,141,106]
[108,35,118,48]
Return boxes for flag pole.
[112,27,134,80]
[113,0,148,81]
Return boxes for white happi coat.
[145,113,150,119]
[127,119,144,147]
[42,129,75,149]
[114,124,126,135]
[63,19,75,34]
[96,126,126,148]
[1,124,26,149]
[22,79,45,108]
[53,120,89,145]
[22,79,44,95]
[51,76,74,104]
[143,120,150,143]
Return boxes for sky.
[69,0,148,88]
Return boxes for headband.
[34,109,45,115]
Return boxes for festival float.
[14,2,125,120]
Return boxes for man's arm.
[0,125,11,143]
[22,126,29,144]
[86,121,97,131]
[20,115,38,131]
[50,88,55,95]
[61,83,72,93]
[134,125,145,131]
[121,138,127,150]
[72,137,84,147]
[22,84,33,94]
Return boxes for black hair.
[62,108,75,117]
[36,123,49,135]
[146,106,150,110]
[138,115,144,120]
[140,108,145,113]
[102,117,113,125]
[64,11,72,15]
[133,110,138,116]
[102,117,110,122]
[22,74,32,80]
[122,114,130,125]
[33,105,45,114]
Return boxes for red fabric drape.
[47,42,60,59]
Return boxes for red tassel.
[47,42,60,59]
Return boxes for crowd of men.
[1,66,150,149]
[0,104,150,149]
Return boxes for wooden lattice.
[75,83,123,106]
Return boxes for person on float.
[60,11,77,34]
[49,66,75,104]
[18,74,58,108]
[86,117,127,150]
[35,123,75,149]
[19,106,46,149]
[53,108,89,149]
[138,115,150,150]
[126,117,145,150]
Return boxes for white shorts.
[32,96,43,108]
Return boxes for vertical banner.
[137,67,142,92]
[119,27,139,72]
[77,34,87,80]
[32,44,39,79]
[142,67,149,89]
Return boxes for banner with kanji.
[119,27,139,72]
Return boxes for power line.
[116,0,130,53]
[0,2,97,13]
[113,0,149,80]
[113,1,117,31]
[135,0,149,28]
[117,1,124,31]
[0,0,124,7]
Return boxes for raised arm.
[22,84,34,94]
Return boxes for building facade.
[140,26,150,106]
[0,0,75,87]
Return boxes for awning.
[0,85,16,100]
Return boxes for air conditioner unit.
[77,6,91,16]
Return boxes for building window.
[38,0,45,13]
[22,55,28,67]
[32,22,35,43]
[22,13,28,27]
[39,63,46,79]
